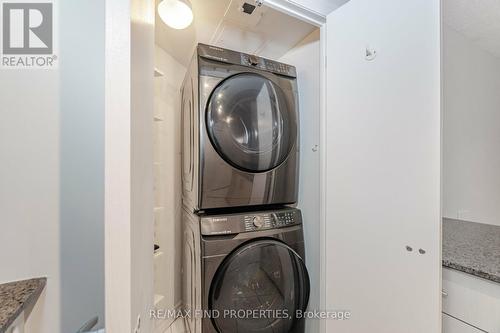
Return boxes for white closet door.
[324,1,441,332]
[443,314,484,333]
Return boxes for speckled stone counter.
[443,218,500,283]
[0,277,46,333]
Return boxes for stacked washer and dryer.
[180,44,310,333]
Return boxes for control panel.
[264,59,294,76]
[239,53,295,76]
[198,43,297,78]
[243,210,297,232]
[200,208,302,236]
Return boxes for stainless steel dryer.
[182,207,310,333]
[181,44,300,212]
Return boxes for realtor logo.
[1,1,57,68]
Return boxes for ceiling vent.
[223,0,265,28]
[242,2,256,15]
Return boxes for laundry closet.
[152,1,322,332]
[105,0,442,332]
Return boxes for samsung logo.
[204,54,228,62]
[209,46,225,52]
[211,217,228,223]
[210,230,232,235]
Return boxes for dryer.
[181,44,300,212]
[182,207,310,333]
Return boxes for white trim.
[439,0,444,329]
[105,0,132,332]
[263,0,326,27]
[318,22,327,333]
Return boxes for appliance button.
[253,216,264,228]
[248,55,259,66]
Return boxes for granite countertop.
[0,277,46,333]
[443,218,500,283]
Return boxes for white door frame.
[105,0,155,332]
[104,0,132,331]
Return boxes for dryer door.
[206,73,297,173]
[209,239,309,333]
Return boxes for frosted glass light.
[158,0,193,30]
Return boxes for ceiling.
[443,0,500,58]
[155,0,318,67]
[288,0,350,16]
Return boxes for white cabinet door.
[324,1,441,332]
[443,268,500,333]
[443,313,483,333]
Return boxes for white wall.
[0,2,105,332]
[153,45,186,318]
[0,68,60,333]
[324,0,441,332]
[279,29,321,333]
[59,0,105,331]
[443,25,500,226]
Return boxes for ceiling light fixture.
[158,0,193,30]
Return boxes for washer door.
[209,239,310,333]
[206,73,297,173]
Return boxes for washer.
[182,207,310,333]
[181,44,300,212]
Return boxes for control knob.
[248,55,259,66]
[253,216,264,228]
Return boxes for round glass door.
[206,73,296,172]
[209,240,309,333]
